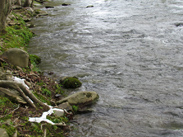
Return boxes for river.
[28,0,183,136]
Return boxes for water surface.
[29,0,183,136]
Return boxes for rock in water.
[60,77,82,89]
[56,91,99,106]
[2,48,29,68]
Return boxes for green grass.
[0,12,33,52]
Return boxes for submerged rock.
[86,5,94,8]
[2,48,29,68]
[62,3,71,6]
[56,91,99,106]
[45,6,54,8]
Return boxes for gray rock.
[58,102,73,111]
[37,10,48,17]
[0,128,9,137]
[2,48,29,68]
[53,109,64,117]
[86,5,94,8]
[56,91,99,106]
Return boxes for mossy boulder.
[60,77,82,89]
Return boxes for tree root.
[0,80,50,110]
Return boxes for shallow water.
[28,0,183,136]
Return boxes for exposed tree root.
[0,80,50,110]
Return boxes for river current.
[29,0,183,136]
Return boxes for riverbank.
[0,2,72,136]
[0,1,100,136]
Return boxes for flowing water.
[28,0,183,136]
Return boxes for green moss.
[47,115,69,124]
[62,77,82,89]
[42,88,51,96]
[72,105,78,113]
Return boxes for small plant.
[55,84,64,94]
[72,105,78,112]
[47,115,69,124]
[42,88,51,96]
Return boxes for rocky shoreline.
[0,1,99,136]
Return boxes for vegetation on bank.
[0,13,33,52]
[0,5,71,137]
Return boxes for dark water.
[28,0,183,136]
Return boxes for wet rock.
[175,23,183,27]
[45,6,54,8]
[22,16,31,22]
[48,71,54,75]
[86,5,94,8]
[55,94,61,98]
[62,3,71,6]
[56,91,99,106]
[2,48,29,68]
[0,128,9,137]
[60,77,82,89]
[37,10,48,17]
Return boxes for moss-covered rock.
[61,77,82,89]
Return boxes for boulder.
[60,77,82,89]
[56,91,99,106]
[2,48,29,68]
